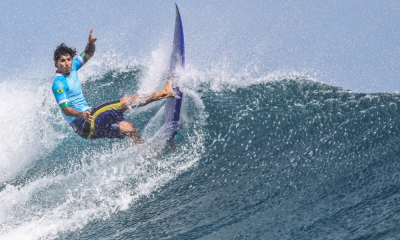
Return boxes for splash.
[0,79,62,184]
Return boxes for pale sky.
[0,0,399,92]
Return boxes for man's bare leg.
[119,77,174,144]
[119,121,145,145]
[120,76,174,112]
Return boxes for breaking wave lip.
[179,61,335,94]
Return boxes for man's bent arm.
[62,107,94,123]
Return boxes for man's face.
[55,54,72,75]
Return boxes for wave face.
[1,67,400,239]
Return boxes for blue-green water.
[1,66,400,239]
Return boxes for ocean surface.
[0,63,400,239]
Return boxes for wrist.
[85,41,96,54]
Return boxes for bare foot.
[163,76,174,98]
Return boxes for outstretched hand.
[85,29,97,59]
[88,28,97,43]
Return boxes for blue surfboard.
[163,4,184,145]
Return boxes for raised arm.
[84,28,97,61]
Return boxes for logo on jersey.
[56,88,64,94]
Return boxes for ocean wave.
[1,66,399,239]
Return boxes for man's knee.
[119,121,144,144]
[119,121,137,134]
[120,98,129,112]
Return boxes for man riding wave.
[52,29,173,144]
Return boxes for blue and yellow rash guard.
[52,53,91,124]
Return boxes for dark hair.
[53,43,77,62]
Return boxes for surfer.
[52,29,174,144]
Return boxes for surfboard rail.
[162,4,185,146]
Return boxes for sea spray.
[0,79,62,184]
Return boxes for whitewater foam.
[0,135,202,239]
[0,53,208,239]
[0,79,62,184]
